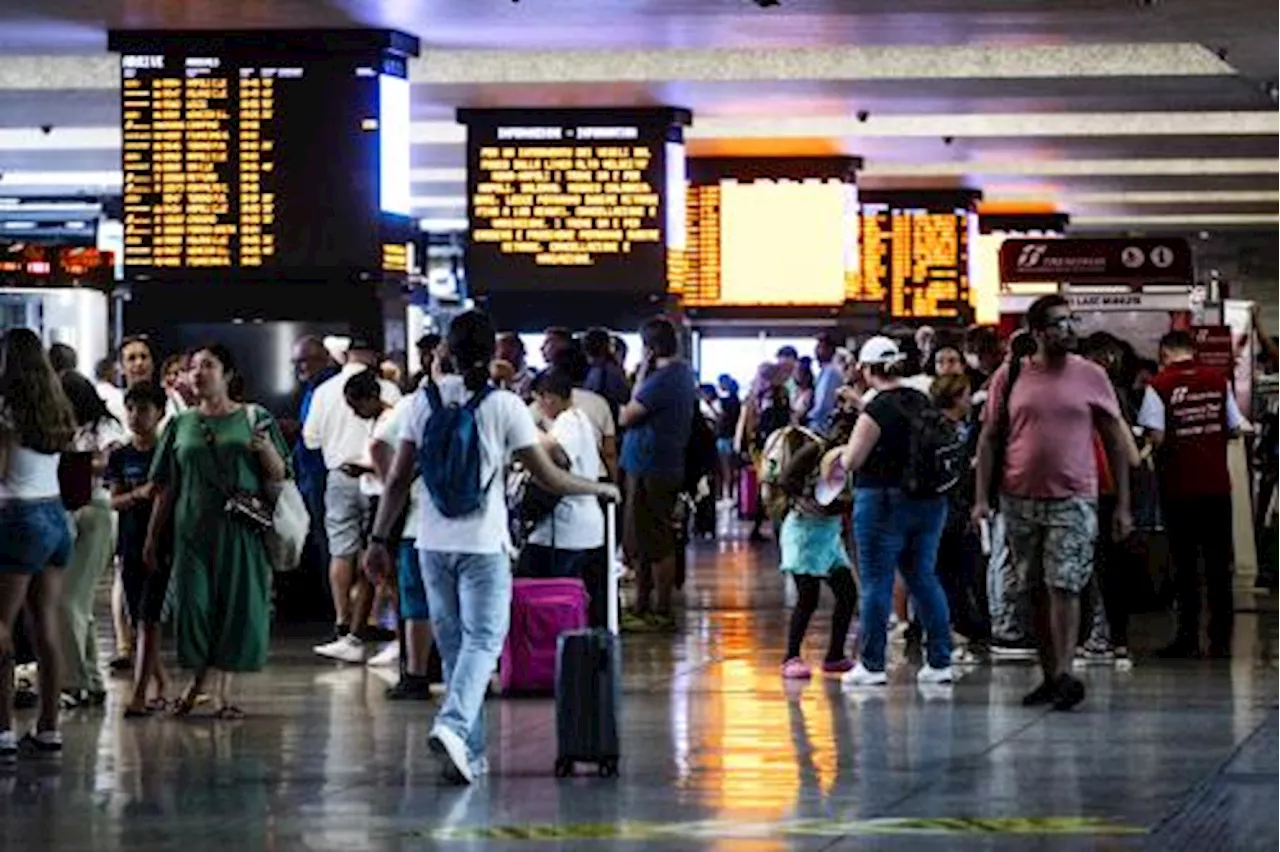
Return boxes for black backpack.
[892,393,966,499]
[683,410,719,496]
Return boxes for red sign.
[1190,325,1234,377]
[999,238,1192,284]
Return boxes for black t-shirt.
[716,395,741,440]
[106,444,156,562]
[856,387,931,489]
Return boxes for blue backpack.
[418,381,493,518]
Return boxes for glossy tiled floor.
[2,524,1277,851]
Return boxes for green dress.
[150,406,289,672]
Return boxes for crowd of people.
[0,296,1266,780]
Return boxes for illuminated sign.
[0,245,114,288]
[109,30,418,278]
[999,237,1192,284]
[459,108,690,295]
[860,203,973,321]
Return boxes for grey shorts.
[1003,495,1098,595]
[324,470,372,560]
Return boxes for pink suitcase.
[500,577,589,695]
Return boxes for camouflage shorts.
[1002,495,1098,595]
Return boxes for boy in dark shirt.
[105,382,170,717]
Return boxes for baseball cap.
[347,336,376,353]
[857,335,905,367]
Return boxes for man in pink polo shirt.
[972,295,1133,711]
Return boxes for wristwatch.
[369,534,390,548]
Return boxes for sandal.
[170,687,205,717]
[146,698,172,713]
[212,705,246,721]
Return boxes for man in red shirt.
[1151,330,1242,659]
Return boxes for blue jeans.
[852,488,952,670]
[419,549,511,764]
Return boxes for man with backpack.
[972,296,1133,711]
[363,311,618,786]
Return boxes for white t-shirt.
[530,388,613,449]
[303,363,402,471]
[96,381,126,425]
[358,407,394,497]
[73,419,128,501]
[529,408,605,550]
[407,376,539,554]
[372,395,424,533]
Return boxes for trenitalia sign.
[999,237,1192,284]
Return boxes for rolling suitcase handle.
[605,499,619,637]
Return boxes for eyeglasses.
[1047,315,1080,331]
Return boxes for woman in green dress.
[143,343,289,718]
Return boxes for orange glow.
[686,138,843,157]
[976,200,1058,215]
[717,181,849,306]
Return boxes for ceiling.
[0,0,1275,239]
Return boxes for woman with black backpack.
[836,336,955,688]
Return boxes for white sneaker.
[841,663,888,687]
[470,756,490,779]
[0,730,16,761]
[428,725,474,785]
[315,635,368,664]
[366,643,400,669]
[917,665,955,685]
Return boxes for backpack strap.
[424,380,444,411]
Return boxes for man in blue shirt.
[619,317,696,633]
[807,331,842,434]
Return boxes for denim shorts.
[0,499,73,574]
[398,540,429,621]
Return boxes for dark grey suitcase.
[553,503,621,778]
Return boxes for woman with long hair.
[0,329,77,756]
[58,371,126,707]
[143,344,290,718]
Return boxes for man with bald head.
[290,336,340,606]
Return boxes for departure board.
[860,205,971,321]
[460,108,689,294]
[111,30,417,279]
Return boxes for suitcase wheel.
[598,759,619,778]
[554,758,574,778]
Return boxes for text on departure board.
[470,141,663,267]
[860,207,970,320]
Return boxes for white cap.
[857,335,905,367]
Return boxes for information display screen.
[861,204,971,321]
[461,110,687,294]
[0,246,114,288]
[117,50,409,277]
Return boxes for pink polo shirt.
[983,354,1121,500]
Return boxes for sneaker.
[1114,647,1134,672]
[1021,680,1057,707]
[1080,639,1114,663]
[108,655,133,674]
[315,635,368,664]
[470,756,491,779]
[647,612,678,634]
[990,643,1039,662]
[366,643,400,669]
[821,658,855,675]
[21,730,62,755]
[1052,674,1086,711]
[841,663,888,687]
[951,646,988,666]
[619,611,652,633]
[0,731,16,761]
[312,625,349,654]
[917,665,955,685]
[781,657,812,680]
[385,676,433,701]
[428,725,474,785]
